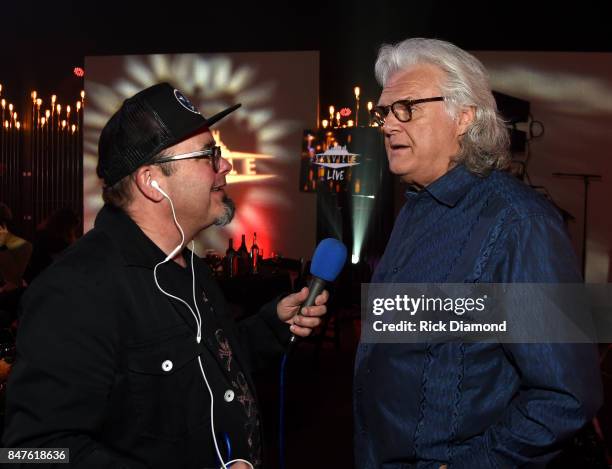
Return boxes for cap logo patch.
[174,89,200,114]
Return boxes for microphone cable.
[278,351,289,469]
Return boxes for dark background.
[2,1,611,121]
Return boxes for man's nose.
[382,111,402,134]
[218,156,232,175]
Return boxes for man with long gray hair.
[354,38,602,468]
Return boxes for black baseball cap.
[97,82,240,186]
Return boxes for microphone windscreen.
[310,238,347,282]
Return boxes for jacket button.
[224,390,235,402]
[392,267,399,273]
[356,387,363,395]
[161,360,173,372]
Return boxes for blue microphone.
[289,238,347,346]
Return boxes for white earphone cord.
[151,182,254,469]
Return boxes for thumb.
[293,286,308,302]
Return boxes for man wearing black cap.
[3,83,327,469]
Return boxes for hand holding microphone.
[275,238,347,343]
[277,286,329,337]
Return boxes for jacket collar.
[94,204,171,269]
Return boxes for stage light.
[351,254,359,264]
[73,67,85,77]
[351,191,377,273]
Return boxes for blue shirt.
[354,165,602,468]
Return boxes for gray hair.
[375,38,510,176]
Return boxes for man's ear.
[457,105,476,136]
[134,166,164,201]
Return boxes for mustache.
[213,195,235,226]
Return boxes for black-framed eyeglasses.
[154,146,222,172]
[370,96,445,126]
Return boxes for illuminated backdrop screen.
[84,51,319,259]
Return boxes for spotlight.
[351,254,359,264]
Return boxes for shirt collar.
[405,164,481,207]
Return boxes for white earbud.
[150,179,171,199]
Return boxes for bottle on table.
[237,234,250,275]
[250,232,260,274]
[224,238,239,277]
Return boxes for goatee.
[214,195,235,226]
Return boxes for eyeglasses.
[370,96,445,126]
[154,146,222,172]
